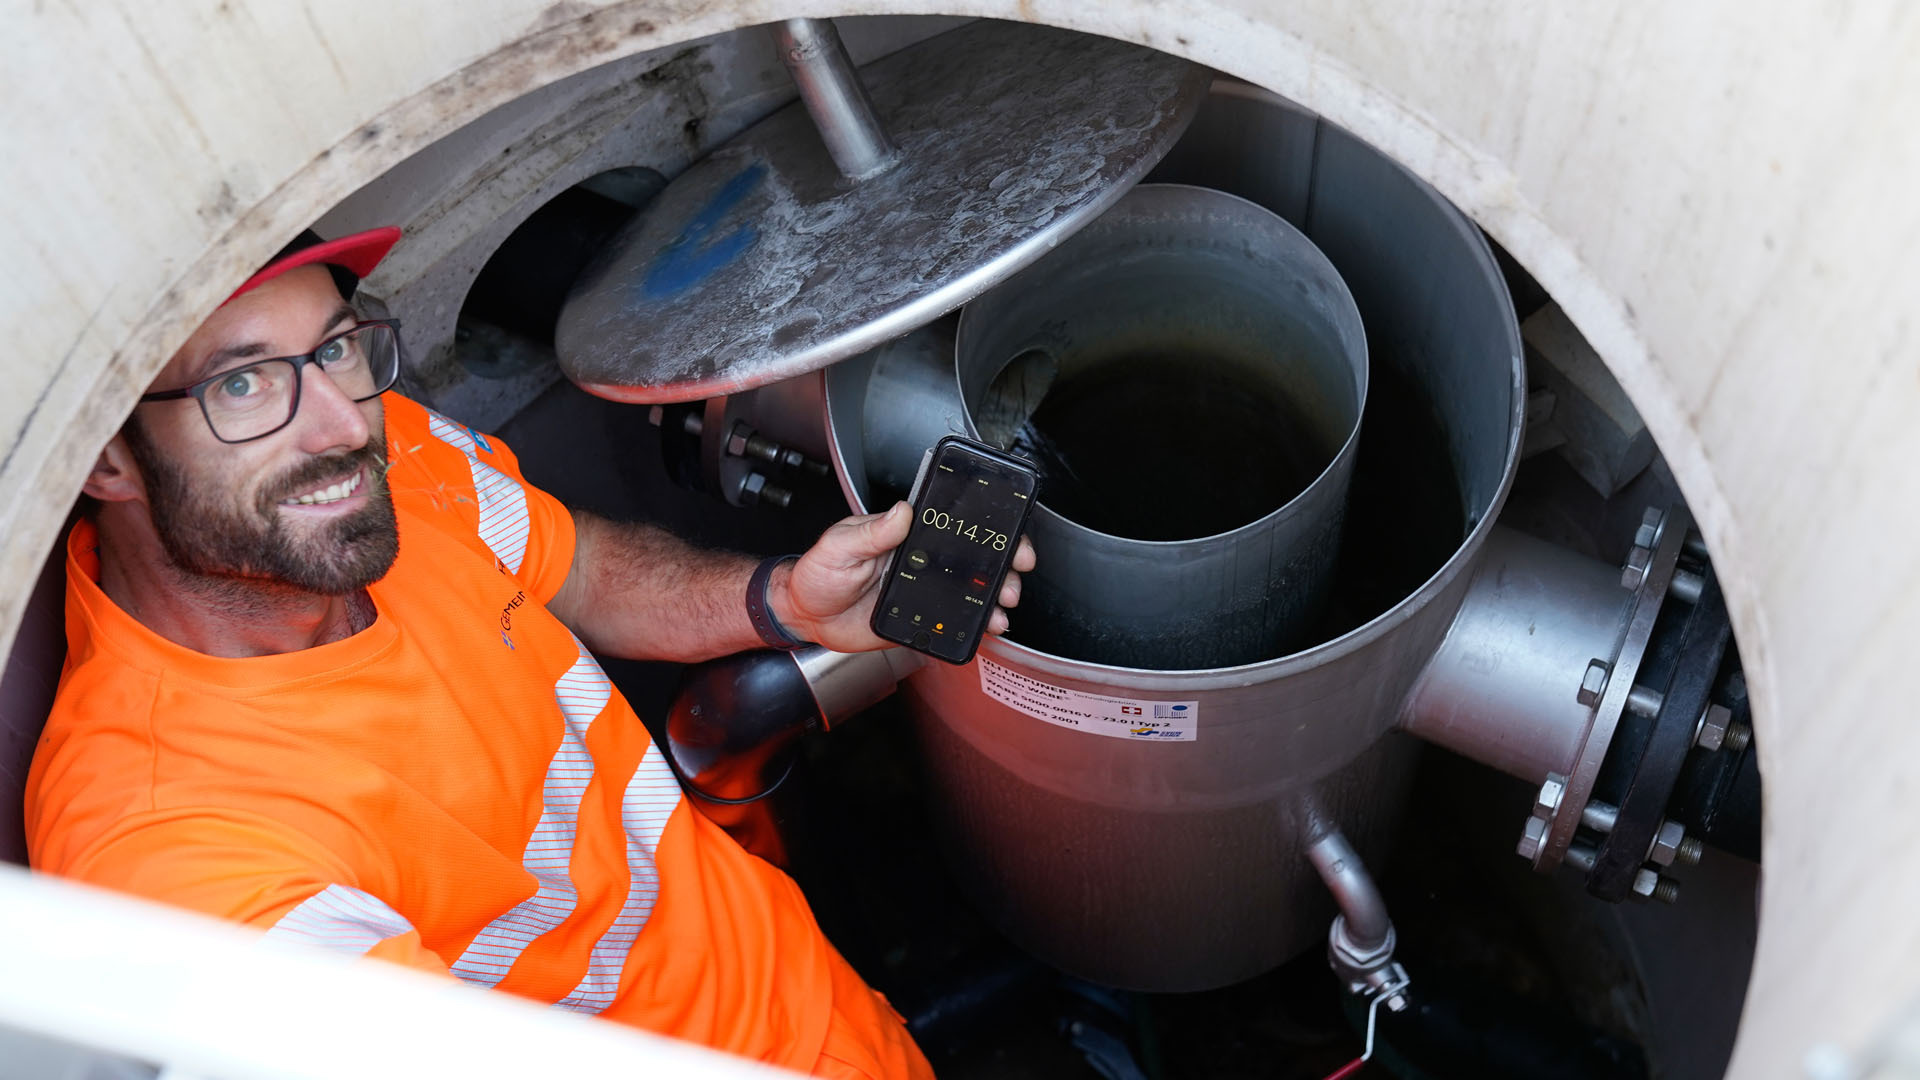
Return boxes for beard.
[124,420,401,597]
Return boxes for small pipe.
[1305,826,1392,950]
[772,19,899,180]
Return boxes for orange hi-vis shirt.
[26,394,930,1079]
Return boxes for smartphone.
[871,435,1040,665]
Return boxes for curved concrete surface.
[4,3,1916,1075]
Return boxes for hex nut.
[1649,820,1686,867]
[1634,507,1664,550]
[1578,660,1611,706]
[727,430,751,457]
[1621,546,1653,589]
[1535,774,1567,818]
[1517,816,1550,861]
[1632,867,1660,899]
[1695,703,1732,751]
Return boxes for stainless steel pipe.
[1399,527,1637,785]
[771,19,899,181]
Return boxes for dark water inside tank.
[1004,351,1342,542]
[997,353,1468,657]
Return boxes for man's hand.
[774,502,1038,652]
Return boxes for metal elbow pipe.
[1304,820,1392,951]
[1301,798,1407,1008]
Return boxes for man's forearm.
[547,513,786,662]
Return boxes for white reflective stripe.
[448,640,611,989]
[266,884,415,955]
[426,411,531,573]
[555,743,682,1014]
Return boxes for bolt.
[1580,800,1619,834]
[1578,660,1611,706]
[1622,545,1653,589]
[1676,836,1705,866]
[1694,703,1732,751]
[1649,820,1686,867]
[1631,867,1659,899]
[1632,868,1681,903]
[1517,816,1550,861]
[1682,531,1710,561]
[647,405,666,427]
[1723,722,1753,752]
[1634,507,1664,550]
[1384,992,1408,1013]
[1565,843,1598,872]
[1535,773,1567,818]
[1627,684,1665,718]
[726,423,752,458]
[1668,568,1706,605]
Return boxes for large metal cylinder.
[953,184,1368,669]
[823,80,1524,990]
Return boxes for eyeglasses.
[139,320,402,444]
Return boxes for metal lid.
[555,20,1206,403]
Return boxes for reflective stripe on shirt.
[426,411,531,573]
[266,883,416,954]
[555,742,681,1013]
[449,639,611,988]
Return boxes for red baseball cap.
[226,226,402,304]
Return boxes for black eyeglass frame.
[137,319,403,445]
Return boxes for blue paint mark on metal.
[642,162,767,299]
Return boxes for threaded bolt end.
[1724,723,1753,752]
[1676,836,1705,866]
[1652,878,1682,904]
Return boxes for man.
[25,228,1034,1078]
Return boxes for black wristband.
[746,554,808,650]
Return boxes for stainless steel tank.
[824,81,1524,991]
[953,184,1368,669]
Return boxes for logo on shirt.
[499,589,528,650]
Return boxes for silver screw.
[1694,703,1732,750]
[1631,867,1660,899]
[1648,820,1687,867]
[1535,773,1567,818]
[1632,868,1682,903]
[1517,816,1550,861]
[1634,507,1664,550]
[1578,660,1611,706]
[1676,836,1705,866]
[1622,545,1653,589]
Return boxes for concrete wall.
[4,2,1917,1075]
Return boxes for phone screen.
[873,438,1038,664]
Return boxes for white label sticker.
[978,658,1198,742]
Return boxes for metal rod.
[771,19,899,180]
[1581,801,1620,834]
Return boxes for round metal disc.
[556,20,1207,402]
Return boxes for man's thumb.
[851,501,912,557]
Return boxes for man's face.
[126,265,399,595]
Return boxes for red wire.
[1321,1057,1367,1080]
